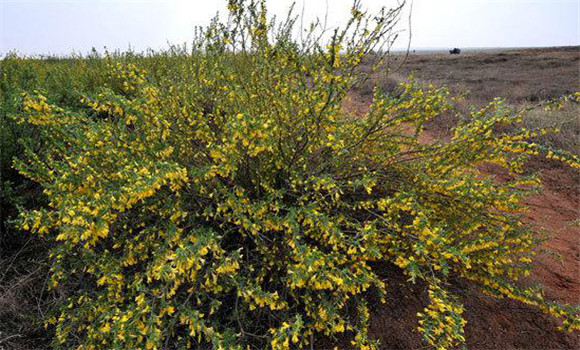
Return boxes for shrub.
[13,1,580,349]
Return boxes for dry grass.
[379,46,579,106]
[523,104,580,154]
[0,241,54,350]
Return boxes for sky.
[0,0,578,56]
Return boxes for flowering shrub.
[14,1,580,349]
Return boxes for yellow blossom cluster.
[13,1,580,349]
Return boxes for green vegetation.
[1,1,579,349]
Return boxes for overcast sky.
[0,0,578,56]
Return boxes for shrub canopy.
[14,1,580,349]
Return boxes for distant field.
[363,46,579,105]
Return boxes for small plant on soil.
[13,1,580,349]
